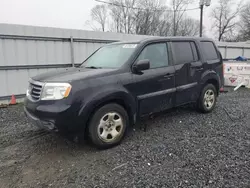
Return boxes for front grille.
[29,81,43,101]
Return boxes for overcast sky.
[0,0,244,38]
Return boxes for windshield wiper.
[85,66,102,69]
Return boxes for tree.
[238,2,250,41]
[91,5,108,32]
[157,10,174,36]
[177,18,200,36]
[108,0,168,35]
[108,0,138,33]
[87,0,200,37]
[171,0,194,36]
[134,0,169,35]
[210,0,243,41]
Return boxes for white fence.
[0,23,250,103]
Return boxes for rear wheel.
[88,103,129,149]
[198,84,217,113]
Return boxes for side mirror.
[133,59,150,73]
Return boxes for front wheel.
[88,103,129,149]
[197,84,217,113]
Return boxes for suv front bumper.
[24,97,84,134]
[24,106,58,131]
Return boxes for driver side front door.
[131,42,176,116]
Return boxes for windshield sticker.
[122,44,137,48]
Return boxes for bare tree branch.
[238,2,250,41]
[88,0,200,37]
[90,4,108,32]
[210,0,243,41]
[171,0,194,36]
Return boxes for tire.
[88,103,129,149]
[197,84,217,113]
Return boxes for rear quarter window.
[201,41,219,61]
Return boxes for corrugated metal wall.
[0,23,250,103]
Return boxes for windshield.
[84,43,138,69]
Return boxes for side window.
[172,42,194,65]
[191,42,199,61]
[201,41,219,61]
[137,43,168,69]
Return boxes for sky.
[0,0,243,38]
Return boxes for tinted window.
[201,42,218,61]
[191,42,199,61]
[137,43,168,68]
[172,42,193,64]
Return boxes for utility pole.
[200,3,204,37]
[199,0,211,37]
[173,0,176,36]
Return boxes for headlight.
[41,83,72,100]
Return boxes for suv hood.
[32,67,117,82]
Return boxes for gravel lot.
[0,88,250,188]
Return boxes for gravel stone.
[0,88,250,188]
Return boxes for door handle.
[164,73,174,78]
[191,66,203,71]
[196,67,204,71]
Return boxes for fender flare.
[78,86,137,127]
[200,70,220,86]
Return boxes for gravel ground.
[0,88,250,188]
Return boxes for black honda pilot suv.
[24,37,224,149]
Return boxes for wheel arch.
[200,70,220,94]
[79,91,137,137]
[204,79,219,94]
